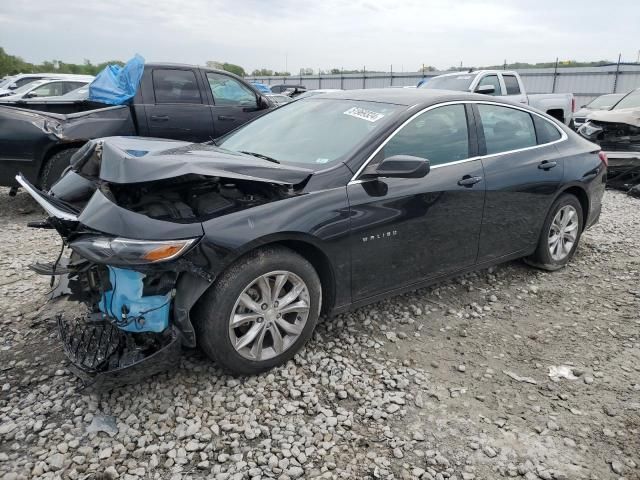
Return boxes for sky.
[1,0,638,73]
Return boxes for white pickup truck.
[420,70,575,125]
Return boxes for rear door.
[474,102,565,262]
[144,68,215,142]
[500,73,528,105]
[348,103,486,300]
[202,71,265,136]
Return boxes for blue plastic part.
[89,54,145,105]
[251,82,272,94]
[98,267,171,333]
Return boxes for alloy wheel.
[228,270,310,361]
[548,205,579,261]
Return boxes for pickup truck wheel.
[193,246,322,375]
[525,194,583,271]
[39,148,78,190]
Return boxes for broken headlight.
[69,235,197,265]
[578,122,603,138]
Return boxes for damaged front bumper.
[33,255,190,389]
[605,152,640,190]
[58,314,182,390]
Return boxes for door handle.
[538,160,558,170]
[218,115,236,122]
[457,175,483,187]
[150,115,169,122]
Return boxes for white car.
[0,74,94,97]
[0,78,93,101]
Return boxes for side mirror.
[363,155,430,179]
[8,83,17,90]
[580,104,587,108]
[24,92,37,98]
[258,95,271,109]
[475,85,495,94]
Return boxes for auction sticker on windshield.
[343,107,385,122]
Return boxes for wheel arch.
[546,108,565,123]
[38,141,86,179]
[214,233,338,316]
[556,184,589,231]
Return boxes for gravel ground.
[0,187,638,480]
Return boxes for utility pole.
[613,53,622,93]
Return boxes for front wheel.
[39,148,79,190]
[193,246,322,375]
[525,194,583,271]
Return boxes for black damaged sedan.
[18,89,606,385]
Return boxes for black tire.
[525,194,583,271]
[193,246,322,375]
[39,148,79,190]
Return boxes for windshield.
[0,77,15,89]
[613,89,640,110]
[219,98,402,167]
[587,94,624,110]
[10,80,47,95]
[420,75,473,91]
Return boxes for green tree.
[222,62,246,77]
[251,68,274,76]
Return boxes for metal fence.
[247,64,640,107]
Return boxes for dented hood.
[90,137,313,186]
[587,108,640,127]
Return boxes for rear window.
[503,75,521,95]
[477,104,536,154]
[153,69,202,104]
[534,116,562,144]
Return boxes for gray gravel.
[0,188,639,480]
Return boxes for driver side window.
[476,75,502,96]
[382,104,470,167]
[207,73,257,108]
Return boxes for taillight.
[571,97,576,113]
[598,151,608,167]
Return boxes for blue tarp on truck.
[88,54,145,105]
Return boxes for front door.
[204,72,265,137]
[348,103,486,300]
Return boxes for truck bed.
[0,104,136,186]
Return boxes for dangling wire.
[50,242,65,287]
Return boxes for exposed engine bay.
[107,174,289,222]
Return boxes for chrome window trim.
[348,100,568,184]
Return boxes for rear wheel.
[525,194,583,271]
[39,148,78,190]
[193,246,322,375]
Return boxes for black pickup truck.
[0,63,273,189]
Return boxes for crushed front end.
[28,231,197,389]
[579,110,640,191]
[53,257,183,389]
[17,136,309,388]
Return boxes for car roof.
[308,88,508,107]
